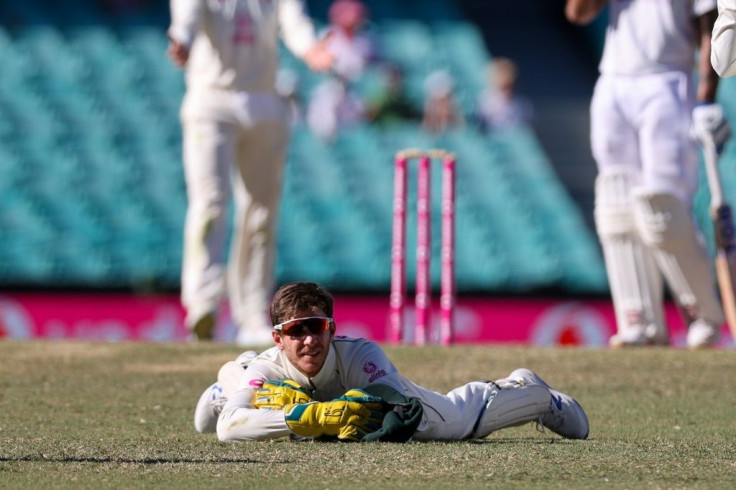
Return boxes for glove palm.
[255,379,313,410]
[284,389,387,441]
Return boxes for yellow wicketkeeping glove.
[283,389,388,441]
[255,379,313,410]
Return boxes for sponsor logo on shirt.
[368,370,386,383]
[362,360,386,382]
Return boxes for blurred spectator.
[307,76,365,141]
[324,0,378,81]
[476,58,533,132]
[306,0,376,141]
[365,64,421,126]
[421,70,464,134]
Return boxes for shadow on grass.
[0,456,290,464]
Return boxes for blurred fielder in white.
[566,0,731,348]
[193,282,589,442]
[167,0,333,345]
[712,0,736,76]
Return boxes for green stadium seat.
[0,10,609,293]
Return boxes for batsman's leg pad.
[632,190,725,326]
[594,168,667,344]
[472,384,550,438]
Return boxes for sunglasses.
[273,316,334,337]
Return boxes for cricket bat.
[702,137,736,342]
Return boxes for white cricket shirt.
[168,0,318,94]
[600,0,717,75]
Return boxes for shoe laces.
[535,417,547,434]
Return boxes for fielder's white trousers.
[180,91,290,333]
[402,380,497,440]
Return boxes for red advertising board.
[0,293,731,348]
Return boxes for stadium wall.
[1,293,731,348]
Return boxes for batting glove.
[691,102,731,153]
[283,389,387,441]
[255,379,313,410]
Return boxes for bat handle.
[703,137,725,207]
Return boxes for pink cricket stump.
[440,155,456,345]
[389,155,408,344]
[415,155,432,345]
[390,149,455,345]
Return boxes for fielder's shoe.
[191,311,216,341]
[235,326,274,348]
[686,319,720,349]
[507,369,589,440]
[194,383,226,433]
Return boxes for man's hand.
[691,103,731,153]
[283,389,387,441]
[303,34,335,72]
[167,38,190,68]
[255,379,313,410]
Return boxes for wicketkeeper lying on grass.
[194,281,589,442]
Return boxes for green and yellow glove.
[255,379,313,410]
[283,389,388,441]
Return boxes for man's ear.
[273,330,284,349]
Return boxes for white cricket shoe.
[507,369,589,440]
[687,319,720,349]
[193,383,227,434]
[609,323,669,348]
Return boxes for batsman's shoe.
[609,323,669,348]
[507,369,589,440]
[194,383,227,433]
[686,319,720,349]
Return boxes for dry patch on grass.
[124,357,229,375]
[2,340,121,362]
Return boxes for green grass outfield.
[2,341,736,489]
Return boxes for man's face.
[273,309,335,378]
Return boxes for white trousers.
[180,92,290,332]
[402,380,497,440]
[590,72,722,329]
[590,71,698,201]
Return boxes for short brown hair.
[269,282,335,325]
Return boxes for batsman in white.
[712,0,736,76]
[566,0,731,348]
[194,282,589,442]
[167,0,334,345]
